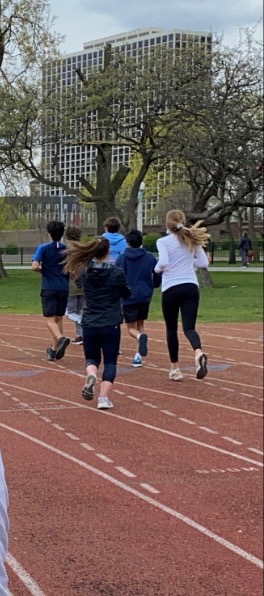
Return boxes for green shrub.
[143,233,161,252]
[5,242,19,255]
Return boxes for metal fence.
[0,242,263,265]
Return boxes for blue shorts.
[41,290,68,317]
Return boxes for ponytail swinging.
[166,210,210,250]
[63,236,110,275]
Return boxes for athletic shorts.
[123,302,150,323]
[40,290,68,318]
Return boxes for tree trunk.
[197,268,214,288]
[248,206,260,262]
[0,254,8,279]
[225,214,236,264]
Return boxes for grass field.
[0,269,262,323]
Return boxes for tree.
[0,197,27,278]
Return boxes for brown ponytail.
[63,236,110,275]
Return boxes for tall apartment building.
[42,28,212,224]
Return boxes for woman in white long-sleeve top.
[155,210,210,381]
[0,453,9,596]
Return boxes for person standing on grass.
[32,221,70,361]
[65,225,85,345]
[155,210,210,381]
[102,216,126,264]
[0,453,9,596]
[115,229,161,367]
[238,232,252,268]
[63,237,131,410]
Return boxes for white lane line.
[115,467,136,478]
[248,448,264,456]
[39,417,51,423]
[140,483,160,494]
[143,402,158,408]
[223,388,235,393]
[179,418,196,425]
[199,427,218,435]
[7,552,46,596]
[2,425,262,571]
[204,382,215,386]
[222,437,243,446]
[65,433,80,441]
[127,395,141,402]
[0,384,261,467]
[96,454,113,463]
[240,393,254,398]
[2,391,11,396]
[30,410,40,415]
[113,390,125,395]
[52,424,65,431]
[80,443,95,451]
[160,410,176,417]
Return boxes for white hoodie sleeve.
[0,454,9,596]
[194,246,209,269]
[154,238,168,272]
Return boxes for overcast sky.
[50,0,263,54]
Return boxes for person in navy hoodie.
[32,221,70,361]
[116,230,161,367]
[102,217,127,264]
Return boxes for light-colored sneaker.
[133,355,142,367]
[169,368,183,381]
[97,396,114,410]
[82,373,97,400]
[195,353,208,379]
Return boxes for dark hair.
[126,229,143,248]
[103,216,121,233]
[65,225,82,242]
[63,236,110,274]
[47,220,65,241]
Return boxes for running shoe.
[169,368,183,381]
[55,336,70,360]
[138,333,148,357]
[195,353,208,379]
[97,396,114,410]
[133,355,142,367]
[46,347,56,361]
[82,373,97,400]
[71,336,83,345]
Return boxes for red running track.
[0,315,263,595]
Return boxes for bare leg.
[45,316,62,350]
[100,380,112,397]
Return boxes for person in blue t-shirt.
[102,216,126,264]
[32,220,70,361]
[116,230,161,367]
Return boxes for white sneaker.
[169,368,183,381]
[195,353,208,379]
[97,396,114,410]
[82,373,97,400]
[133,355,142,367]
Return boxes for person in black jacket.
[116,230,161,367]
[238,232,252,268]
[64,236,131,410]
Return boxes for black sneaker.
[46,347,56,361]
[55,336,70,360]
[195,353,208,379]
[71,336,83,345]
[82,374,97,400]
[138,333,148,357]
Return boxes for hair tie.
[176,223,183,230]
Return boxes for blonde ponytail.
[166,210,210,250]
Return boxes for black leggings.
[162,283,202,363]
[82,325,121,383]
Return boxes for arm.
[32,245,44,273]
[118,270,131,299]
[194,246,209,269]
[154,239,168,273]
[0,455,9,596]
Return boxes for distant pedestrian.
[65,225,85,345]
[116,229,161,367]
[102,217,126,264]
[0,453,9,596]
[238,232,252,268]
[32,221,70,361]
[63,237,131,410]
[155,210,210,381]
